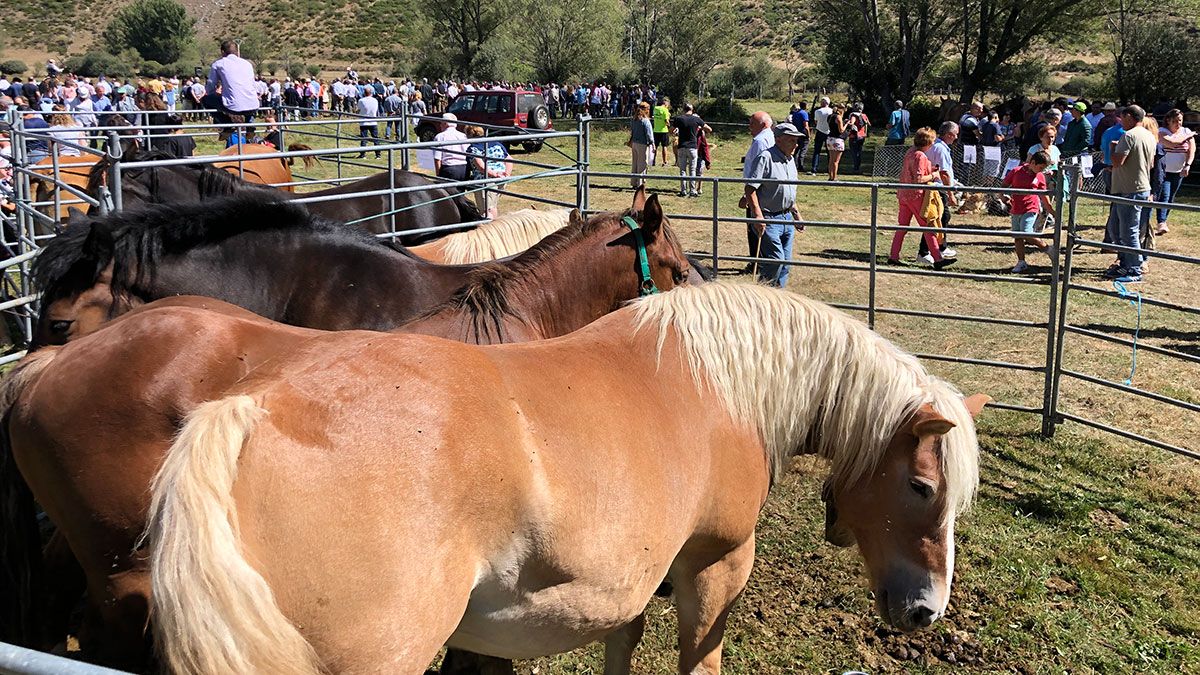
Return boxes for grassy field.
[192,108,1200,673]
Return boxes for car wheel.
[529,105,550,130]
[417,126,436,143]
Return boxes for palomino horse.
[30,154,103,222]
[407,208,570,264]
[83,150,482,242]
[145,283,987,674]
[0,191,691,667]
[214,143,295,190]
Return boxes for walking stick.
[752,226,764,278]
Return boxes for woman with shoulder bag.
[629,102,655,188]
[848,103,870,174]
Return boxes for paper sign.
[416,148,435,170]
[1001,158,1021,178]
[983,146,1002,162]
[1081,155,1094,178]
[962,145,977,164]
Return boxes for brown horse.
[144,283,988,674]
[30,154,103,221]
[0,191,690,668]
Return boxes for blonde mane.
[631,282,979,515]
[438,209,571,264]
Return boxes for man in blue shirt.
[918,121,959,262]
[789,102,810,170]
[18,106,50,165]
[885,100,910,145]
[744,123,803,287]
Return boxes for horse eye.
[910,479,934,500]
[49,320,74,334]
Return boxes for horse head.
[605,186,690,293]
[822,392,989,632]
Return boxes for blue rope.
[1112,280,1142,385]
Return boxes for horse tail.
[285,143,317,169]
[0,348,61,647]
[147,395,321,675]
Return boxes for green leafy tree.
[421,0,512,77]
[102,0,196,65]
[1115,15,1200,102]
[514,0,623,82]
[629,0,736,100]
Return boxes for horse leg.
[603,612,646,675]
[673,536,756,675]
[439,649,514,675]
[41,530,86,648]
[76,567,152,670]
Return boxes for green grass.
[204,111,1200,672]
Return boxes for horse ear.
[631,184,647,212]
[640,194,663,239]
[568,209,585,229]
[65,207,88,227]
[963,394,991,419]
[912,405,956,438]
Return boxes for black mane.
[33,194,387,303]
[85,150,266,201]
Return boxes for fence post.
[1045,164,1081,437]
[10,111,35,344]
[580,115,592,212]
[108,131,124,213]
[400,100,410,171]
[575,116,585,211]
[711,181,720,273]
[387,148,396,233]
[868,185,879,329]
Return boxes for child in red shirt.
[1002,150,1056,273]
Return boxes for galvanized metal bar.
[1057,412,1199,460]
[1066,283,1200,317]
[911,352,1046,372]
[1041,167,1067,436]
[1059,368,1200,413]
[828,303,1044,328]
[0,641,132,675]
[1063,324,1200,365]
[711,181,720,274]
[1071,237,1200,265]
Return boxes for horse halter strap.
[621,216,659,296]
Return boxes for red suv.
[415,88,552,152]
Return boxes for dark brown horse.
[0,189,691,669]
[83,150,482,243]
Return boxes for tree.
[421,0,512,78]
[1106,0,1199,100]
[514,0,623,82]
[1115,15,1200,102]
[235,27,271,66]
[813,0,953,115]
[102,0,196,65]
[952,0,1099,103]
[629,0,736,100]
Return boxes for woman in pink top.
[889,127,954,268]
[1156,109,1196,234]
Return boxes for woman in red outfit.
[889,127,955,269]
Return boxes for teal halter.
[621,216,659,296]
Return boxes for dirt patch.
[1089,508,1130,531]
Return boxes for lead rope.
[1112,280,1142,385]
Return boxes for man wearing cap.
[1062,101,1093,157]
[1093,102,1119,150]
[433,113,470,181]
[744,123,803,288]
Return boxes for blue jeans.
[1107,191,1148,272]
[746,212,795,287]
[1158,172,1183,224]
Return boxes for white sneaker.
[1012,260,1029,273]
[916,254,936,265]
[941,247,958,258]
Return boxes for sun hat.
[772,122,804,137]
[1103,102,1117,111]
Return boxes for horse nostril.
[910,604,938,628]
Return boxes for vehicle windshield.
[448,96,476,113]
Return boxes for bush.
[1062,74,1111,98]
[695,98,753,124]
[305,64,320,78]
[63,49,142,78]
[263,62,279,76]
[285,62,304,80]
[102,0,195,64]
[0,59,28,76]
[907,95,942,131]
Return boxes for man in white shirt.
[433,113,470,180]
[204,40,260,123]
[268,79,281,108]
[810,96,833,174]
[356,89,381,158]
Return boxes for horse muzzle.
[874,571,948,632]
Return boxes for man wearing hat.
[1062,101,1093,157]
[744,122,803,288]
[1093,102,1119,150]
